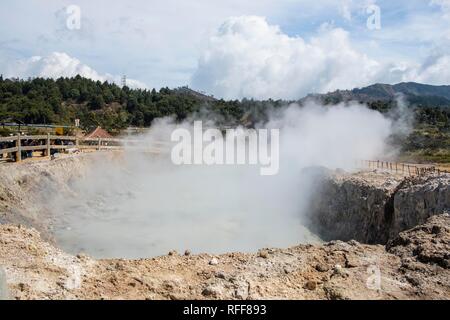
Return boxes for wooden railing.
[0,134,167,162]
[361,160,450,176]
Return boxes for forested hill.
[304,82,450,106]
[0,75,289,132]
[0,76,449,134]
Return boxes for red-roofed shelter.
[84,126,112,139]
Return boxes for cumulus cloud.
[191,15,450,100]
[1,1,450,92]
[402,54,450,84]
[4,52,147,89]
[4,17,447,100]
[191,16,386,99]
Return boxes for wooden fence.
[361,160,450,176]
[0,134,166,162]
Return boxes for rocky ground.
[0,214,448,300]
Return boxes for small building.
[84,126,112,139]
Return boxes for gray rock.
[234,282,249,300]
[315,263,329,272]
[305,280,317,290]
[306,171,450,244]
[202,284,223,297]
[332,264,349,278]
[258,250,269,259]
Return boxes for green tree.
[89,95,105,110]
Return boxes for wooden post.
[46,133,51,157]
[15,134,21,162]
[97,138,101,150]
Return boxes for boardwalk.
[0,134,166,162]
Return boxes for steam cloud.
[48,101,404,259]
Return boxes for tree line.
[0,75,289,132]
[0,75,448,133]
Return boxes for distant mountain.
[303,82,450,107]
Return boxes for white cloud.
[3,17,447,101]
[4,52,147,89]
[402,54,450,84]
[191,15,450,99]
[1,2,449,98]
[191,16,385,99]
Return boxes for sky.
[0,0,449,99]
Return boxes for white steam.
[49,102,401,259]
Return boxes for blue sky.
[0,0,449,99]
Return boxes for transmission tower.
[121,75,127,87]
